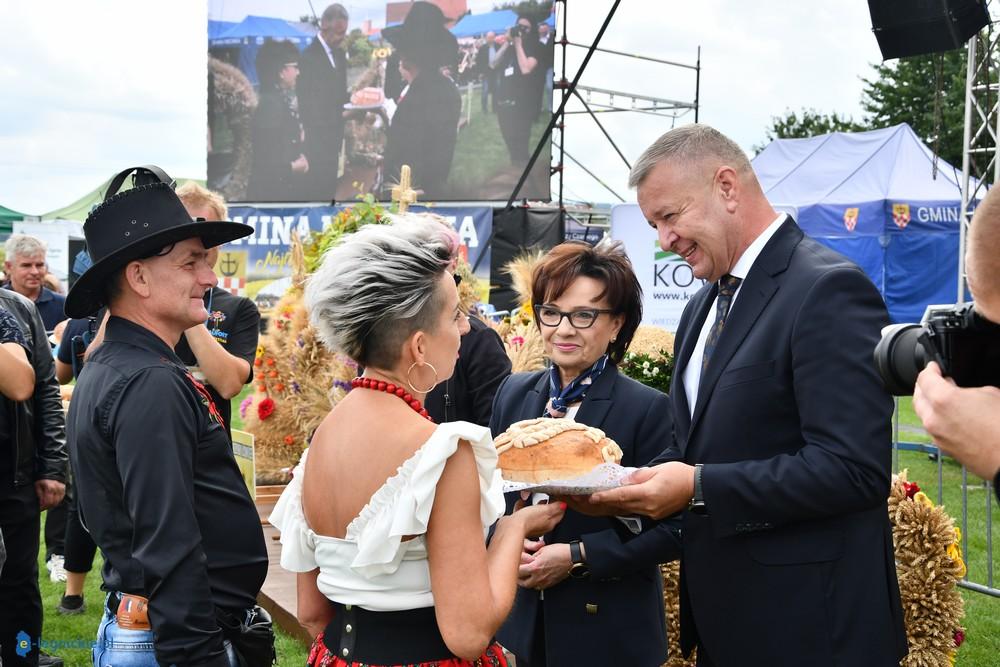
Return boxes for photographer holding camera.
[913,187,1000,505]
[492,12,545,167]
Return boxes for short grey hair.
[628,124,751,189]
[321,3,348,23]
[305,214,458,368]
[4,234,47,262]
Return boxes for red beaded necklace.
[350,376,433,421]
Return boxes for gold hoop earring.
[406,361,439,394]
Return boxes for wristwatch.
[568,540,589,579]
[688,464,707,515]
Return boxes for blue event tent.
[752,123,975,323]
[209,15,313,86]
[450,9,555,38]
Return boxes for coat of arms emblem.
[892,203,911,229]
[843,207,859,232]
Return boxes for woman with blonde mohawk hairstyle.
[270,214,565,666]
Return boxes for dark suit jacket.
[425,317,511,426]
[656,218,907,666]
[475,43,497,84]
[383,71,460,199]
[247,87,306,201]
[296,37,348,198]
[491,366,679,666]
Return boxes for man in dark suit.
[586,124,908,666]
[297,3,349,201]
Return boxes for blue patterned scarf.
[543,354,609,418]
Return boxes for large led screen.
[208,1,554,203]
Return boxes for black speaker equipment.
[488,207,564,313]
[868,0,990,60]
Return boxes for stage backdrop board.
[611,204,707,332]
[208,0,554,205]
[219,204,491,308]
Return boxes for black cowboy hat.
[383,1,458,70]
[64,165,252,318]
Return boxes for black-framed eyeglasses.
[534,304,615,329]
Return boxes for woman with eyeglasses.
[490,240,680,666]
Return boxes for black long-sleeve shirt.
[67,317,267,666]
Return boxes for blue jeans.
[94,594,240,667]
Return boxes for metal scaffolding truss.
[566,84,698,119]
[959,11,1000,301]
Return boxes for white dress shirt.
[318,33,338,69]
[683,214,787,415]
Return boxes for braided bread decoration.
[495,418,623,483]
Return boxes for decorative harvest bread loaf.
[494,418,622,484]
[350,87,385,106]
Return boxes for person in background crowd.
[247,40,310,201]
[915,185,1000,506]
[382,2,461,199]
[53,311,100,616]
[271,215,564,666]
[475,31,499,113]
[297,3,350,200]
[493,13,545,167]
[3,235,66,333]
[3,236,69,585]
[580,124,908,666]
[65,166,268,666]
[424,275,511,426]
[0,288,67,667]
[491,241,679,666]
[175,181,261,435]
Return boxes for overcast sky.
[0,1,885,214]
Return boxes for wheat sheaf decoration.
[889,471,966,667]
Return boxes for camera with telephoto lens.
[510,24,526,38]
[873,302,1000,395]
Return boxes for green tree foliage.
[757,49,975,168]
[754,109,866,153]
[493,1,554,22]
[860,50,967,167]
[345,28,373,68]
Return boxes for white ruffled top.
[269,421,505,612]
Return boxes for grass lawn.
[893,397,1000,665]
[448,84,552,198]
[38,521,309,666]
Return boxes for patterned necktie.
[702,274,743,373]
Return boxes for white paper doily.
[501,463,637,495]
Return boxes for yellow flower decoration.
[256,345,265,358]
[947,527,967,577]
[519,301,534,321]
[913,491,934,508]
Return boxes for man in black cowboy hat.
[382,1,461,199]
[65,167,269,666]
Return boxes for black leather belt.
[322,601,455,663]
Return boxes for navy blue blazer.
[654,218,908,666]
[491,365,679,666]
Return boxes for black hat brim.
[64,220,252,319]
